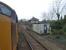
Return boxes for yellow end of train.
[0,2,18,50]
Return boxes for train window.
[11,11,17,21]
[11,10,18,23]
[0,4,11,16]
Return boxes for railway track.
[17,32,32,50]
[24,30,48,50]
[19,24,65,50]
[25,38,32,50]
[25,30,64,50]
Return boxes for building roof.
[29,17,39,21]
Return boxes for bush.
[63,25,66,32]
[62,25,66,35]
[58,29,64,35]
[52,29,58,35]
[55,35,60,39]
[52,29,64,35]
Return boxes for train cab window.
[0,4,11,16]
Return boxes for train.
[0,2,18,50]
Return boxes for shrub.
[58,29,64,35]
[52,29,58,35]
[52,29,64,35]
[63,25,66,32]
[62,25,66,35]
[55,35,60,39]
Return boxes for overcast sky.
[0,0,66,20]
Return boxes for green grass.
[49,35,66,45]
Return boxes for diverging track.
[24,30,48,50]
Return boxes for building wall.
[47,23,51,33]
[32,24,51,34]
[32,24,44,34]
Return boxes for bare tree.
[51,0,66,20]
[42,12,47,20]
[42,12,50,20]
